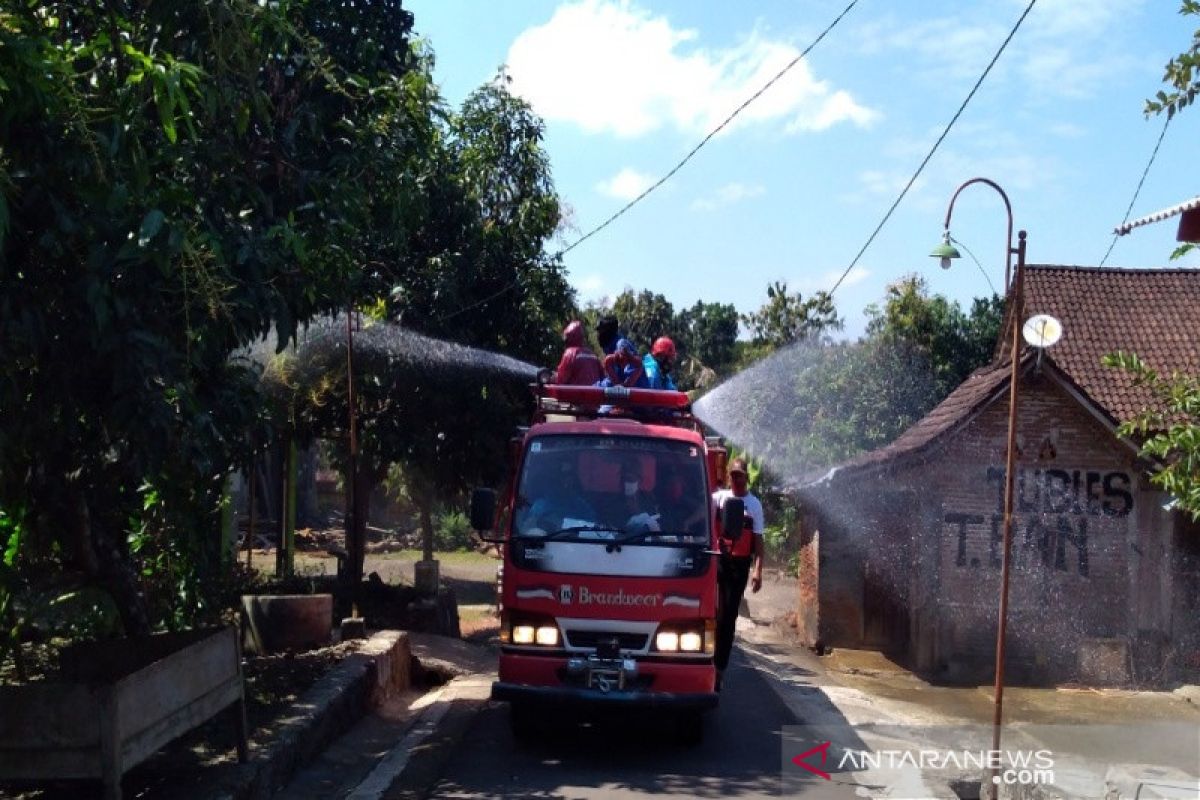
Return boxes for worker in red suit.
[555,320,606,385]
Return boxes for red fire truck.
[469,381,744,743]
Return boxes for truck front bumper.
[491,681,718,711]
[495,650,717,710]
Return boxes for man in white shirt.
[710,458,764,689]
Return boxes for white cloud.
[596,167,654,200]
[834,125,1053,213]
[1024,0,1132,39]
[691,182,765,211]
[507,0,878,138]
[786,90,879,133]
[850,1,1141,100]
[1019,46,1135,100]
[850,16,1003,82]
[571,273,609,305]
[856,169,925,199]
[577,274,605,292]
[795,266,870,293]
[931,148,1044,193]
[1047,121,1087,139]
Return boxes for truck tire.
[674,710,704,746]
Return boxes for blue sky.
[405,0,1200,339]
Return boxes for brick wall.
[796,512,820,646]
[812,370,1187,685]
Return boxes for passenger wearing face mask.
[616,461,659,532]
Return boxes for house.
[794,265,1200,686]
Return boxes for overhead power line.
[440,0,861,322]
[827,0,1038,297]
[949,235,998,295]
[1098,114,1172,268]
[559,0,862,259]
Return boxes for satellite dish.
[1022,314,1063,348]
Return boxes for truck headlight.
[655,631,680,651]
[503,611,560,647]
[654,625,706,653]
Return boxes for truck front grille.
[564,630,649,652]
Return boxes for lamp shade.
[929,241,961,260]
[930,234,961,270]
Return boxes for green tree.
[794,278,1001,463]
[704,280,1000,481]
[272,320,534,577]
[611,289,678,351]
[388,71,573,367]
[742,281,842,350]
[269,73,575,578]
[1104,352,1200,521]
[381,73,574,563]
[866,275,1003,399]
[675,300,740,389]
[0,0,424,632]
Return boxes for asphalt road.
[413,650,860,800]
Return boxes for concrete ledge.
[201,630,411,800]
[241,594,334,655]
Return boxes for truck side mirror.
[721,497,745,542]
[470,488,496,533]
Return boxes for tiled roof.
[812,265,1200,483]
[1021,265,1200,423]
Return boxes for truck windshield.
[511,434,711,578]
[513,434,709,544]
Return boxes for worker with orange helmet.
[642,336,677,390]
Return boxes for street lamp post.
[346,308,359,587]
[932,177,1027,793]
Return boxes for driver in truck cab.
[515,455,596,535]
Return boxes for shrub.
[762,505,799,575]
[434,511,473,552]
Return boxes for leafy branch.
[1104,351,1200,520]
[1147,1,1200,119]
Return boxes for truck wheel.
[509,703,538,740]
[674,710,704,746]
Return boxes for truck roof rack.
[530,380,700,430]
